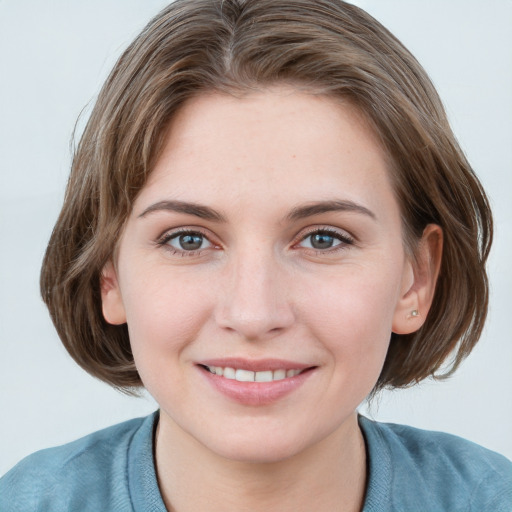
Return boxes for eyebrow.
[138,200,227,222]
[285,200,376,222]
[138,198,376,223]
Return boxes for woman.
[1,1,510,510]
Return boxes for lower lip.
[198,366,316,406]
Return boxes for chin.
[198,422,331,465]
[211,437,306,464]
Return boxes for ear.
[392,224,443,335]
[100,260,127,325]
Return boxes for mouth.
[197,360,317,406]
[200,364,308,382]
[196,357,319,406]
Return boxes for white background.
[1,1,511,476]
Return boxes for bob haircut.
[41,0,492,393]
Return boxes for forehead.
[136,87,397,222]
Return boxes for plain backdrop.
[1,0,511,476]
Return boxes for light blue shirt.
[1,411,511,511]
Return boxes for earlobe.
[100,261,127,325]
[392,224,443,335]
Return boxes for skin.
[101,87,442,512]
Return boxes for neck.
[154,411,367,512]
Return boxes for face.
[102,87,430,463]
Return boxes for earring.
[410,309,419,317]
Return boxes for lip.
[199,358,312,372]
[196,358,317,406]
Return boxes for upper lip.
[198,358,314,372]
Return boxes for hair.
[40,0,492,393]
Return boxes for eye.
[163,230,212,252]
[297,228,353,251]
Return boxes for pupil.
[179,234,203,250]
[311,233,333,249]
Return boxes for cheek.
[120,268,213,371]
[302,265,400,373]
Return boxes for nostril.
[215,298,295,341]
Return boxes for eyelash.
[296,227,355,255]
[156,228,214,257]
[156,226,355,257]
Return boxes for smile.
[198,361,316,406]
[203,365,304,382]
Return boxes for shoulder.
[359,416,512,512]
[0,413,156,512]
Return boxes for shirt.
[1,411,511,511]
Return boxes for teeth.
[205,365,303,382]
[235,369,254,382]
[273,369,286,380]
[255,370,273,382]
[223,367,235,379]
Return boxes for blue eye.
[299,230,352,250]
[309,232,338,249]
[166,232,212,251]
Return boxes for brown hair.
[40,0,492,392]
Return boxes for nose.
[215,247,295,341]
